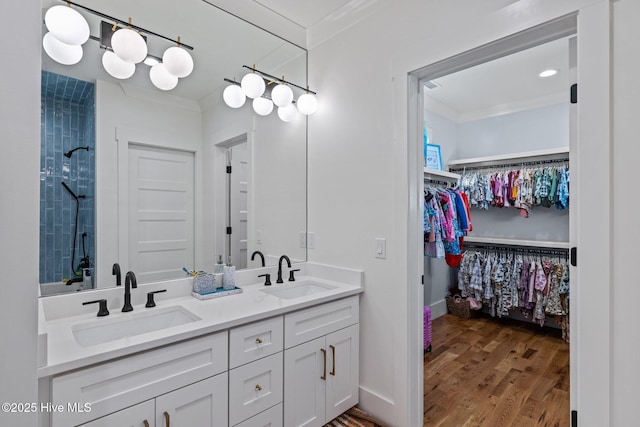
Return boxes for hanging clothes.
[424,186,472,261]
[456,163,569,217]
[457,247,570,342]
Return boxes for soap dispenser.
[222,256,236,290]
[214,255,225,274]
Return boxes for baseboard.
[430,299,447,319]
[358,385,395,426]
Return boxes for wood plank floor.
[424,314,569,427]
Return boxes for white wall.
[308,0,609,425]
[0,2,40,425]
[95,81,203,287]
[612,0,640,425]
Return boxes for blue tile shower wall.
[40,71,95,284]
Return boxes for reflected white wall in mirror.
[40,0,308,296]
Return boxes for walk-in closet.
[421,32,574,426]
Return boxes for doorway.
[410,14,578,425]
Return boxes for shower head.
[64,146,90,158]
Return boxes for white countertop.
[38,263,363,378]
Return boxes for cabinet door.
[155,373,228,427]
[325,324,359,422]
[79,400,154,427]
[284,337,325,427]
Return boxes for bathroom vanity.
[37,263,362,427]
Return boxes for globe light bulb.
[241,72,265,99]
[223,84,246,108]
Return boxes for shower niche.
[40,70,95,290]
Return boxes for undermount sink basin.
[261,281,336,300]
[72,306,200,347]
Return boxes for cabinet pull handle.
[143,420,150,427]
[164,411,171,427]
[255,337,263,344]
[321,348,327,380]
[255,384,263,391]
[330,344,336,376]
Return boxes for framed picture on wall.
[425,144,442,170]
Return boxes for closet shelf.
[447,147,569,169]
[464,236,570,250]
[423,168,460,182]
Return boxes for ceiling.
[252,0,353,28]
[424,36,572,122]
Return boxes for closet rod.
[464,242,569,257]
[424,179,456,188]
[449,157,569,173]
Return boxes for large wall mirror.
[40,0,307,296]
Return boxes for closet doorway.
[413,16,577,426]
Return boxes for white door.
[284,337,326,427]
[229,144,248,269]
[80,400,154,427]
[325,325,359,422]
[155,374,228,427]
[128,145,194,283]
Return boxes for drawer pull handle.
[255,384,263,391]
[330,344,336,376]
[143,420,150,427]
[164,411,171,427]
[321,348,327,380]
[255,337,263,344]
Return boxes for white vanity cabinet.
[50,332,228,427]
[283,296,360,427]
[228,316,284,426]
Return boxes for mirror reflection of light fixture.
[149,63,178,91]
[252,97,274,116]
[42,1,195,92]
[224,65,318,122]
[241,69,266,99]
[42,32,84,65]
[271,82,293,108]
[102,50,135,79]
[111,25,148,64]
[44,4,90,45]
[277,104,298,122]
[163,38,194,78]
[223,83,246,108]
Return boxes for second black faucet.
[276,255,291,284]
[122,271,137,312]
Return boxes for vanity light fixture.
[223,65,318,122]
[42,0,195,92]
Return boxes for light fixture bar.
[241,65,316,94]
[60,0,194,50]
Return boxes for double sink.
[71,281,336,347]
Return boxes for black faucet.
[276,255,291,283]
[112,263,122,286]
[122,271,137,312]
[251,250,266,267]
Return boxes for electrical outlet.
[375,238,386,259]
[299,232,307,248]
[256,230,262,245]
[308,232,316,249]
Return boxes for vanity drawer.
[234,403,283,427]
[284,295,359,348]
[229,352,283,426]
[51,331,227,427]
[230,315,283,368]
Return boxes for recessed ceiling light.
[539,69,558,78]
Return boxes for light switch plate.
[375,238,386,259]
[299,232,307,248]
[308,232,316,249]
[256,230,262,244]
